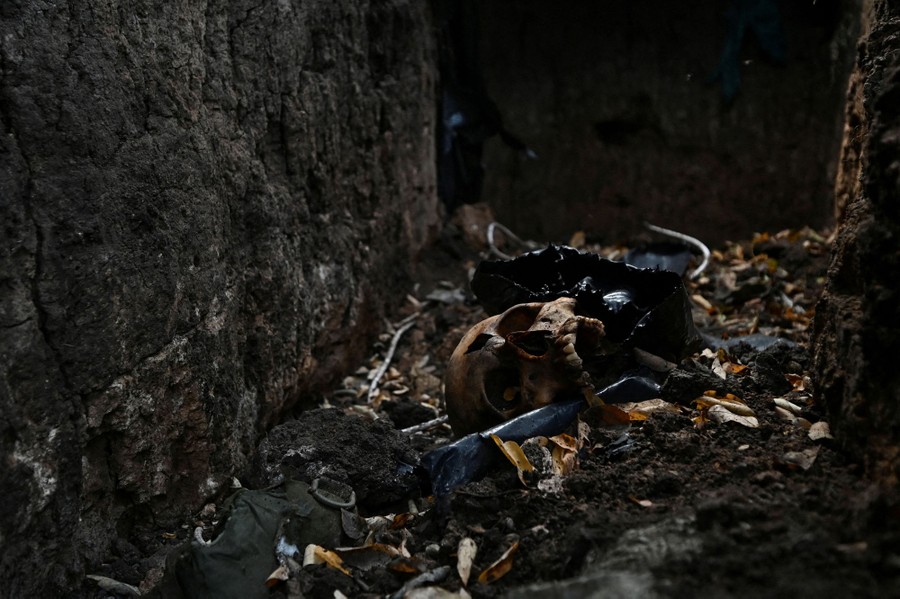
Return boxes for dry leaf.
[726,363,749,375]
[711,358,728,380]
[618,398,681,419]
[548,434,579,476]
[477,540,520,584]
[780,447,819,471]
[692,410,710,429]
[696,391,755,417]
[405,588,473,599]
[265,564,290,588]
[785,373,808,392]
[692,293,714,312]
[628,495,654,508]
[333,543,401,571]
[490,435,535,485]
[707,404,759,428]
[773,397,802,415]
[389,557,426,574]
[457,537,478,586]
[86,575,141,597]
[808,421,834,441]
[303,544,351,576]
[592,404,631,426]
[391,512,415,529]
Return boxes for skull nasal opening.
[506,330,552,357]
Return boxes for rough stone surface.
[813,0,900,491]
[476,0,861,245]
[0,0,438,593]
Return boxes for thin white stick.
[644,221,711,280]
[367,319,416,404]
[400,415,450,434]
[486,221,540,260]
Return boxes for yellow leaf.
[785,373,807,392]
[618,398,680,419]
[490,435,535,486]
[303,544,351,576]
[727,363,749,375]
[388,558,423,574]
[477,540,519,584]
[548,433,578,452]
[547,434,580,476]
[695,392,755,417]
[598,404,631,426]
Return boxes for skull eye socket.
[483,368,522,411]
[464,333,495,354]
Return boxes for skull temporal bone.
[444,297,606,436]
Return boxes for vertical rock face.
[0,0,439,593]
[813,1,900,491]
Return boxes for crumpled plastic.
[623,241,695,276]
[470,244,701,363]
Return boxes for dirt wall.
[0,0,438,593]
[476,0,860,245]
[813,0,900,492]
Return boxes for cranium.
[444,297,606,436]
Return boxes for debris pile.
[87,225,899,599]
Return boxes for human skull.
[444,297,606,436]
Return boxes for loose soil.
[83,225,900,598]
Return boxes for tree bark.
[0,0,438,593]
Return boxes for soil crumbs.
[87,225,900,598]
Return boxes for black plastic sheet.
[623,241,694,277]
[420,398,585,498]
[470,244,702,363]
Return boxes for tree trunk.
[0,1,438,593]
[812,0,900,493]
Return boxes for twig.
[367,319,417,404]
[400,415,449,435]
[644,222,711,280]
[486,221,539,260]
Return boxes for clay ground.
[84,224,900,598]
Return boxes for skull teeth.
[564,351,583,368]
[561,334,576,347]
[562,342,577,355]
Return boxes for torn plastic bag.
[150,479,351,599]
[470,244,701,363]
